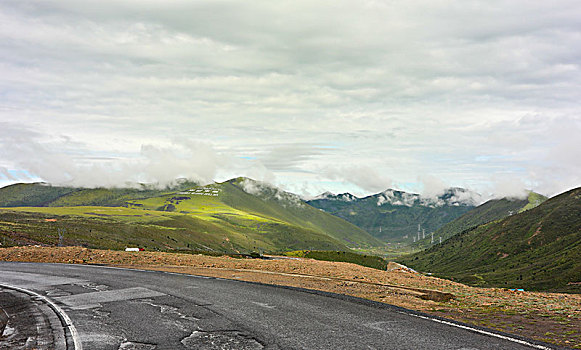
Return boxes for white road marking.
[0,283,83,350]
[119,341,156,349]
[251,301,276,309]
[399,311,554,350]
[364,321,397,332]
[55,287,165,309]
[77,333,121,345]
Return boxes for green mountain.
[398,187,581,293]
[413,191,547,249]
[0,178,381,253]
[0,183,77,207]
[307,188,478,244]
[221,178,382,247]
[0,179,200,207]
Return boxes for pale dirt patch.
[1,246,580,348]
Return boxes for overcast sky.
[1,0,580,199]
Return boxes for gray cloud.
[256,144,329,172]
[321,165,392,193]
[1,1,580,197]
[0,123,225,187]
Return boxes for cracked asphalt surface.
[0,262,555,350]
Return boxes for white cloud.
[239,178,304,207]
[490,177,529,200]
[419,175,448,200]
[1,1,580,197]
[0,123,223,188]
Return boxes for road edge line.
[399,310,554,350]
[0,306,7,336]
[0,283,82,350]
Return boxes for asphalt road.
[0,262,557,350]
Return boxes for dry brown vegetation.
[1,246,579,348]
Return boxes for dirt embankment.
[1,246,580,348]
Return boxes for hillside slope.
[126,178,382,249]
[307,188,477,243]
[222,178,382,247]
[0,183,77,207]
[398,187,581,293]
[0,178,381,253]
[413,192,547,249]
[0,181,200,207]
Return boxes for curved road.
[0,262,556,350]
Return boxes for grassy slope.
[48,188,170,207]
[0,207,215,251]
[520,191,547,212]
[0,205,347,253]
[0,179,380,252]
[221,178,383,248]
[127,179,381,248]
[398,188,581,293]
[0,183,77,207]
[0,181,201,208]
[284,250,388,270]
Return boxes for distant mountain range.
[398,187,579,293]
[0,178,381,253]
[307,188,480,243]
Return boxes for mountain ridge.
[313,187,481,208]
[413,191,548,248]
[0,177,382,253]
[307,187,479,243]
[398,187,580,293]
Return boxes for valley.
[1,178,580,348]
[307,188,478,244]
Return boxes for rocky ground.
[1,246,579,348]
